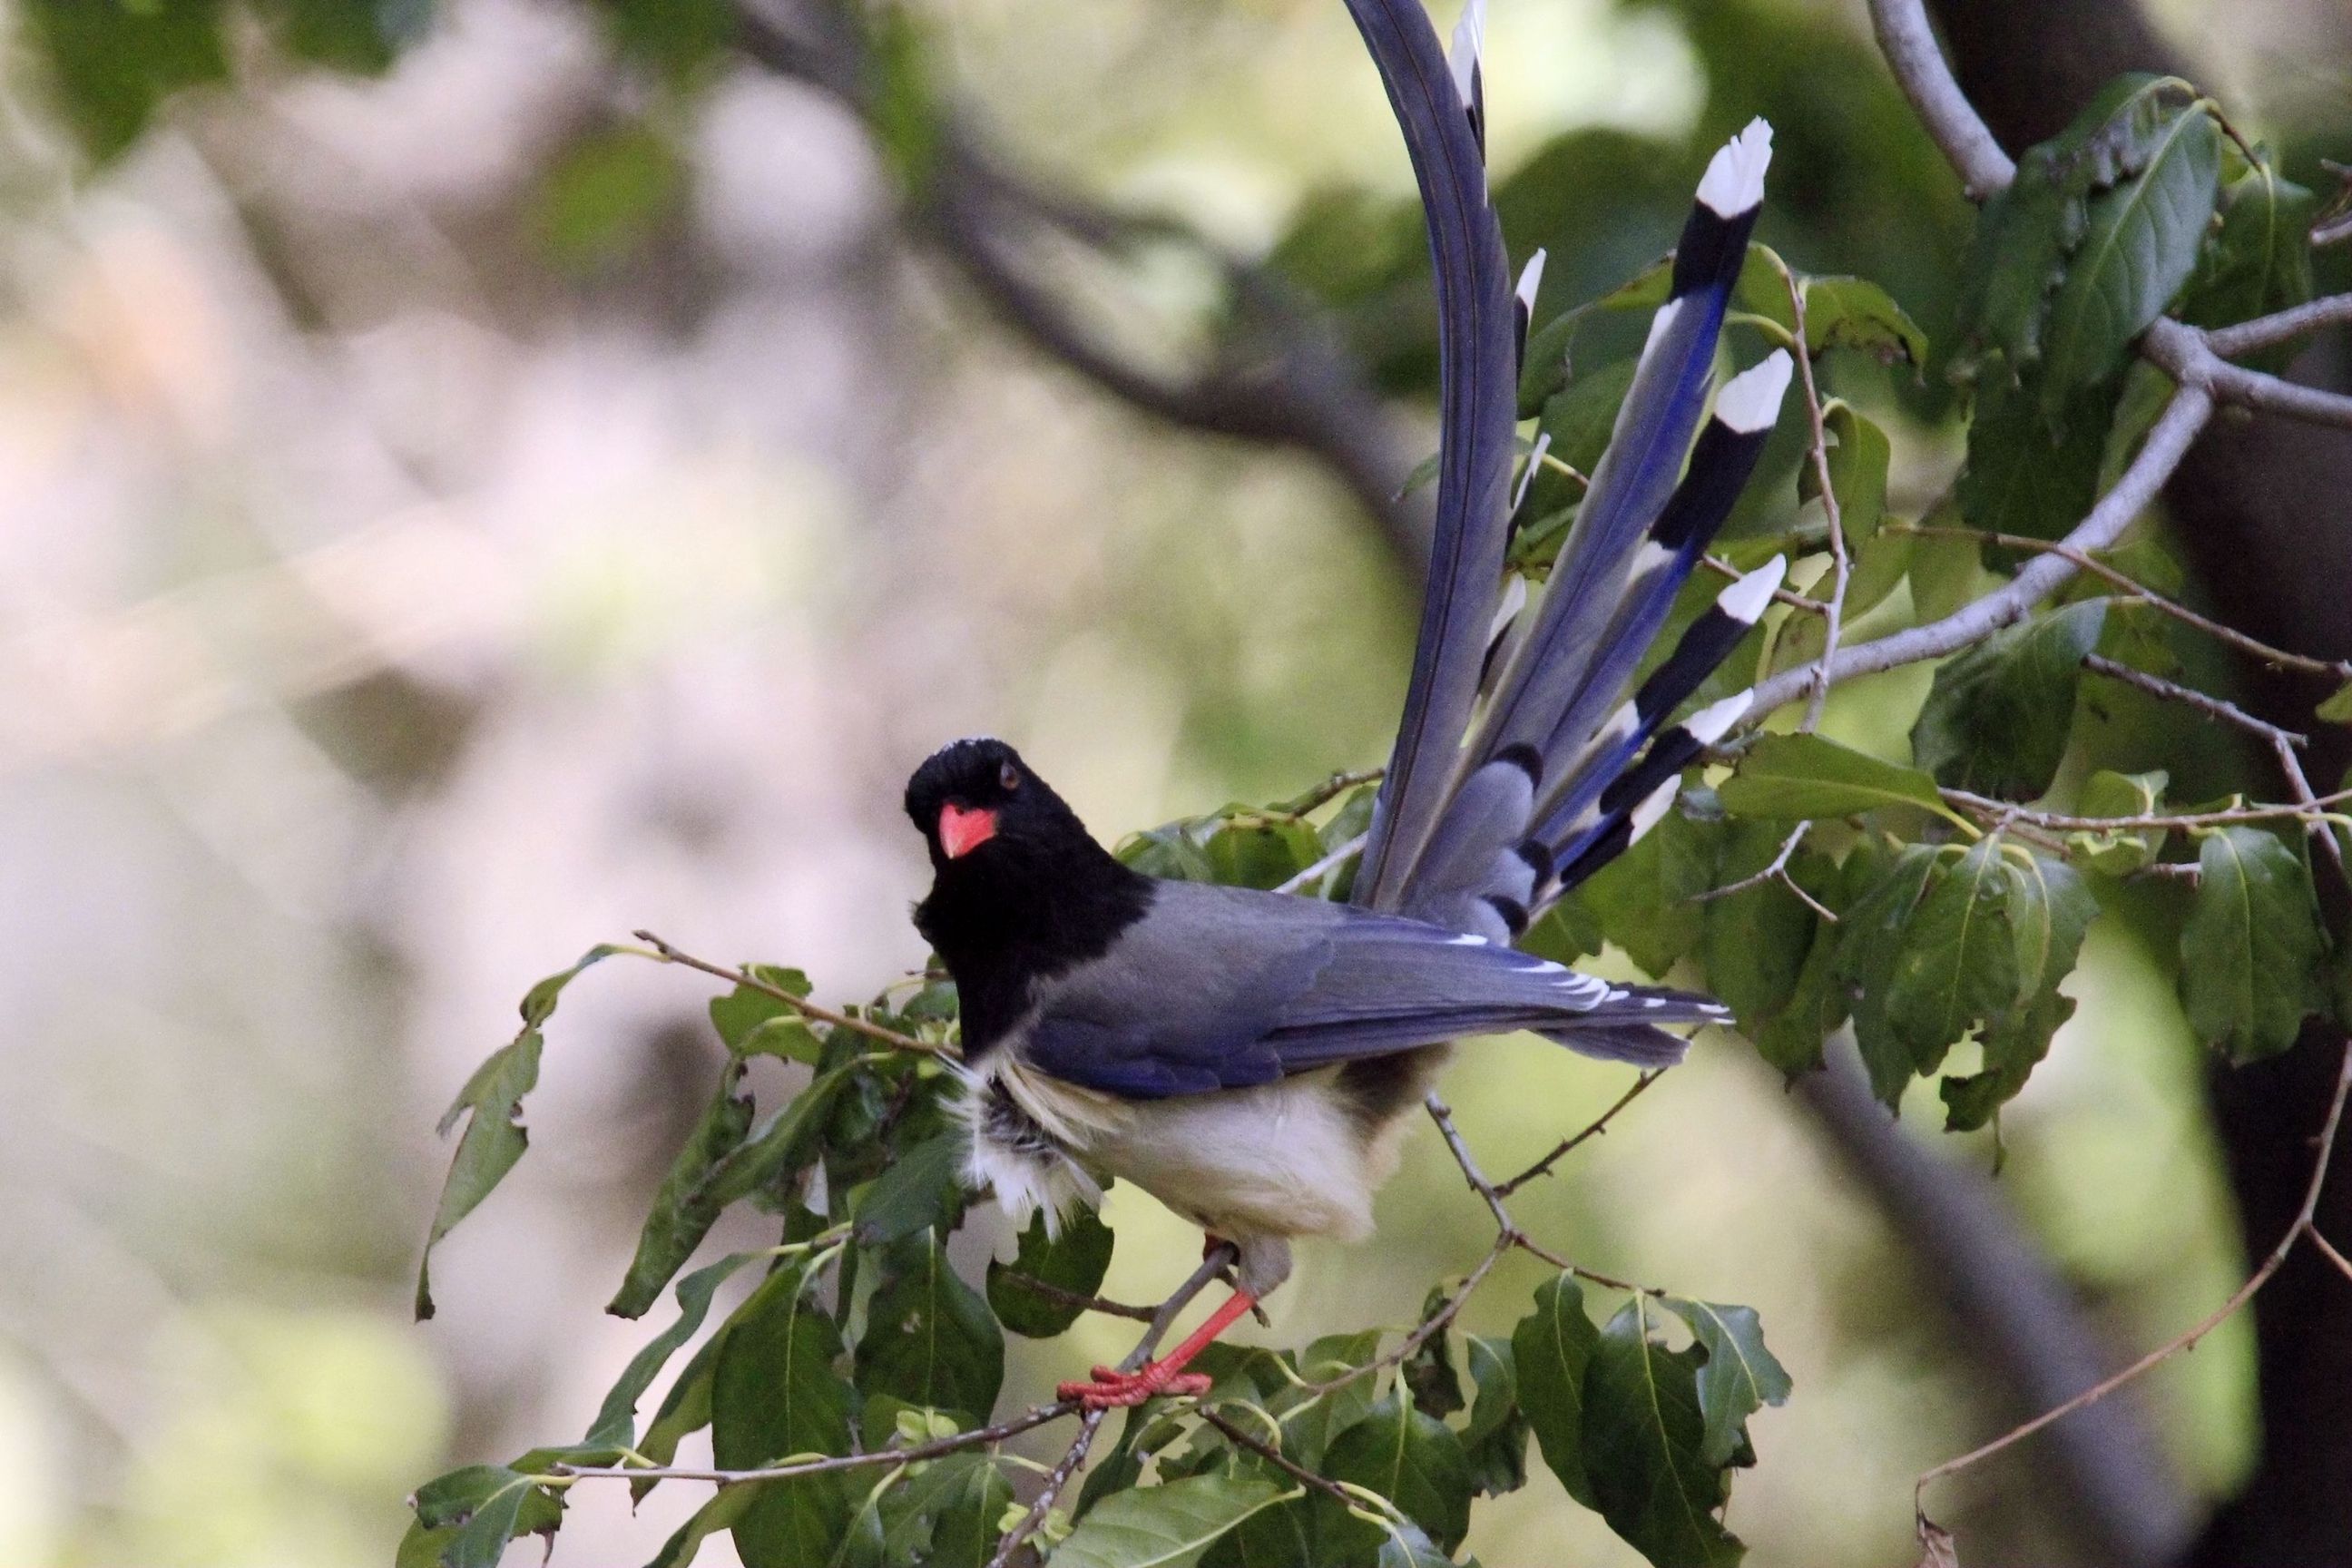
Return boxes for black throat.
[915,837,1152,1055]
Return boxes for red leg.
[1058,1288,1259,1409]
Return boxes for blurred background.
[0,0,2347,1563]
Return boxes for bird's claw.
[1057,1365,1213,1409]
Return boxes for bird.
[903,0,1793,1411]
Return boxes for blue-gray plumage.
[903,0,1791,1409]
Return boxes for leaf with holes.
[1943,851,2100,1131]
[2039,102,2220,415]
[415,1028,544,1320]
[1797,276,1928,366]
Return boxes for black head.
[903,738,1096,871]
[904,738,1148,1050]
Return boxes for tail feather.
[1345,0,1519,914]
[1471,121,1772,774]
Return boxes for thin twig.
[2080,654,2307,749]
[2271,734,2348,883]
[1494,1072,1665,1197]
[1702,552,1831,614]
[988,1409,1105,1568]
[1940,786,2352,835]
[994,1272,1160,1323]
[2204,291,2352,358]
[2145,317,2352,430]
[1196,1408,1357,1505]
[1784,269,1851,733]
[1277,768,1385,818]
[2311,1227,2352,1284]
[1895,523,2352,681]
[1275,831,1367,896]
[632,930,942,1056]
[1916,1034,2352,1515]
[1687,823,1838,924]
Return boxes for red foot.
[1057,1363,1213,1409]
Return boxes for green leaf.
[21,0,230,162]
[587,1251,760,1447]
[1717,732,1949,822]
[1402,1285,1465,1422]
[1796,277,1928,366]
[2064,769,2170,874]
[2182,165,2317,373]
[710,1258,856,1567]
[1959,373,2110,552]
[1575,797,1719,977]
[521,945,621,1027]
[534,122,686,272]
[1316,1393,1475,1556]
[1953,75,2205,377]
[1798,402,1890,547]
[898,1453,1014,1568]
[416,1028,544,1319]
[855,1236,1004,1427]
[1665,1300,1792,1469]
[2180,827,2330,1063]
[408,1465,554,1568]
[1911,601,2108,799]
[1942,852,2100,1130]
[986,1207,1115,1337]
[1837,845,1945,1105]
[2318,683,2352,726]
[256,0,425,73]
[1885,836,2019,1087]
[601,0,735,78]
[1511,1272,1599,1507]
[1700,820,1829,1034]
[2039,103,2221,415]
[710,969,823,1063]
[851,1132,968,1247]
[1271,1331,1382,1470]
[1461,1334,1530,1496]
[1049,1475,1291,1568]
[695,1066,857,1210]
[1204,817,1324,890]
[607,1063,757,1318]
[1579,1297,1743,1568]
[1844,527,1912,621]
[646,1485,758,1568]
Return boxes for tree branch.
[1865,0,2015,198]
[1746,383,2214,720]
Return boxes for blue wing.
[1019,881,1721,1101]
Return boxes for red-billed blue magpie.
[905,0,1790,1409]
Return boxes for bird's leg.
[1057,1287,1259,1409]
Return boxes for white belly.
[963,1050,1393,1246]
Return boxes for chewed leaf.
[416,1029,544,1320]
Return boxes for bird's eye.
[998,760,1021,792]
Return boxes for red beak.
[938,803,998,859]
